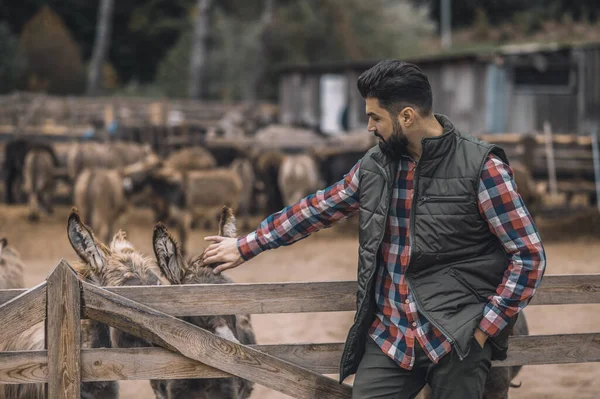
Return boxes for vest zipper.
[418,195,473,203]
[406,160,466,361]
[340,157,393,377]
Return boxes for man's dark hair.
[357,60,433,116]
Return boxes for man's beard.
[377,120,409,160]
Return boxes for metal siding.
[421,62,487,134]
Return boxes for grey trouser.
[352,335,492,399]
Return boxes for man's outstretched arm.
[203,160,362,273]
[475,155,546,344]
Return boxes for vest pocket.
[449,269,487,303]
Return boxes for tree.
[244,0,274,104]
[157,0,435,100]
[0,22,26,93]
[19,5,85,94]
[188,0,213,99]
[414,0,599,31]
[87,0,115,95]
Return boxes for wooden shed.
[277,41,600,136]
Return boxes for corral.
[0,205,598,398]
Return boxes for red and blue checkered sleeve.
[236,160,362,261]
[476,155,546,337]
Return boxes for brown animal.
[230,157,256,227]
[164,147,217,171]
[277,154,323,206]
[66,141,153,182]
[67,209,166,398]
[0,238,25,289]
[23,148,56,221]
[151,207,256,399]
[0,232,117,399]
[511,162,540,217]
[252,150,285,215]
[0,321,118,399]
[150,147,217,223]
[73,153,161,243]
[147,167,243,254]
[73,168,128,244]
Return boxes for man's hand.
[474,328,488,349]
[202,236,245,274]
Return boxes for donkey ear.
[153,223,184,284]
[218,206,238,238]
[67,208,107,272]
[0,238,7,258]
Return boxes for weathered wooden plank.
[81,343,345,381]
[46,261,81,399]
[0,343,342,384]
[500,333,600,367]
[0,282,46,345]
[530,274,600,305]
[0,289,28,305]
[1,275,599,314]
[101,280,358,316]
[0,350,47,384]
[82,282,352,399]
[0,333,598,384]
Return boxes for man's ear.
[400,107,416,128]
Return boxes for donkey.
[66,209,168,350]
[23,148,56,221]
[0,238,25,289]
[144,166,243,255]
[70,208,180,399]
[73,152,161,243]
[151,206,256,399]
[0,230,117,399]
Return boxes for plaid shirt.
[238,153,546,369]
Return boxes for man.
[203,60,546,399]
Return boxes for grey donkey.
[150,206,256,399]
[67,208,169,397]
[0,226,118,399]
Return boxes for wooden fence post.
[543,121,558,196]
[45,260,82,399]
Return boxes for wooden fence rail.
[0,274,598,315]
[0,261,598,398]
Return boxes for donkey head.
[67,208,167,349]
[153,206,238,286]
[152,206,242,335]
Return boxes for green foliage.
[0,22,26,93]
[5,0,597,100]
[416,0,599,31]
[155,6,264,100]
[154,0,435,100]
[155,28,192,98]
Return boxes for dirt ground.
[0,204,599,399]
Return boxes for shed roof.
[278,40,600,74]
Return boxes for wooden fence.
[0,262,599,398]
